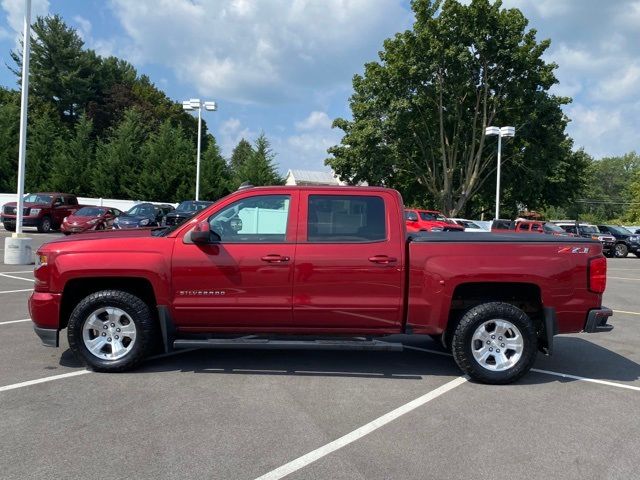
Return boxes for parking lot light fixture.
[485,125,516,220]
[182,98,218,201]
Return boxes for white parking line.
[614,309,640,316]
[0,273,34,282]
[254,376,468,480]
[0,349,197,394]
[0,270,33,274]
[404,345,640,392]
[0,370,91,393]
[608,276,640,281]
[0,288,32,294]
[0,318,30,325]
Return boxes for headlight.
[139,218,150,226]
[630,236,639,243]
[30,208,41,215]
[35,252,48,269]
[430,226,444,232]
[63,217,68,223]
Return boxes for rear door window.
[307,195,386,242]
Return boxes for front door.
[171,192,297,330]
[292,192,404,330]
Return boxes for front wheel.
[37,215,52,233]
[452,302,537,384]
[614,243,628,258]
[67,290,157,372]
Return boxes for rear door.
[292,191,404,330]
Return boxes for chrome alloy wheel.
[82,307,137,360]
[471,319,523,371]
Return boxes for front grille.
[2,206,28,215]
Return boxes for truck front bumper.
[29,292,62,347]
[584,307,614,333]
[34,326,59,347]
[1,216,40,227]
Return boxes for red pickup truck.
[2,193,84,233]
[29,186,613,384]
[405,208,464,233]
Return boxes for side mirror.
[191,220,221,244]
[54,199,62,206]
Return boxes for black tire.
[37,215,52,233]
[614,243,628,258]
[67,290,157,372]
[452,302,537,384]
[603,251,614,258]
[4,223,15,232]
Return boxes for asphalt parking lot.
[0,230,638,480]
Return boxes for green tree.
[327,0,585,217]
[229,138,255,187]
[137,120,195,202]
[92,109,148,198]
[578,152,640,222]
[12,15,99,123]
[199,135,231,201]
[0,88,20,192]
[25,107,62,191]
[50,114,95,195]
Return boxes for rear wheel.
[4,223,15,232]
[67,290,157,372]
[452,302,537,384]
[614,243,628,258]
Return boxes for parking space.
[0,244,638,480]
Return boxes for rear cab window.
[306,194,386,243]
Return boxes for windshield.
[126,204,156,216]
[543,222,566,233]
[75,207,106,217]
[176,201,210,213]
[419,211,447,222]
[607,226,632,235]
[579,226,599,234]
[462,221,481,229]
[23,194,52,204]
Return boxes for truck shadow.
[119,334,640,386]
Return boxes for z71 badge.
[557,246,590,254]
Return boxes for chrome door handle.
[368,255,397,264]
[261,254,290,263]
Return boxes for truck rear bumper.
[584,307,614,333]
[34,326,59,347]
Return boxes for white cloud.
[72,15,91,40]
[1,0,49,37]
[108,0,411,104]
[295,111,332,131]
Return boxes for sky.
[0,0,639,174]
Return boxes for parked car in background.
[164,200,214,227]
[596,225,640,258]
[492,220,570,236]
[114,203,174,229]
[61,207,122,234]
[553,222,616,258]
[1,193,84,233]
[405,209,464,232]
[449,218,488,232]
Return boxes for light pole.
[182,98,217,201]
[4,0,32,264]
[485,126,515,220]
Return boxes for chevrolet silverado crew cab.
[29,186,613,384]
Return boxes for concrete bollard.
[4,235,33,265]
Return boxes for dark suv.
[164,200,213,227]
[113,203,174,229]
[597,225,640,258]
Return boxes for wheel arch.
[444,282,545,351]
[60,277,158,330]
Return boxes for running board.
[173,337,403,352]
